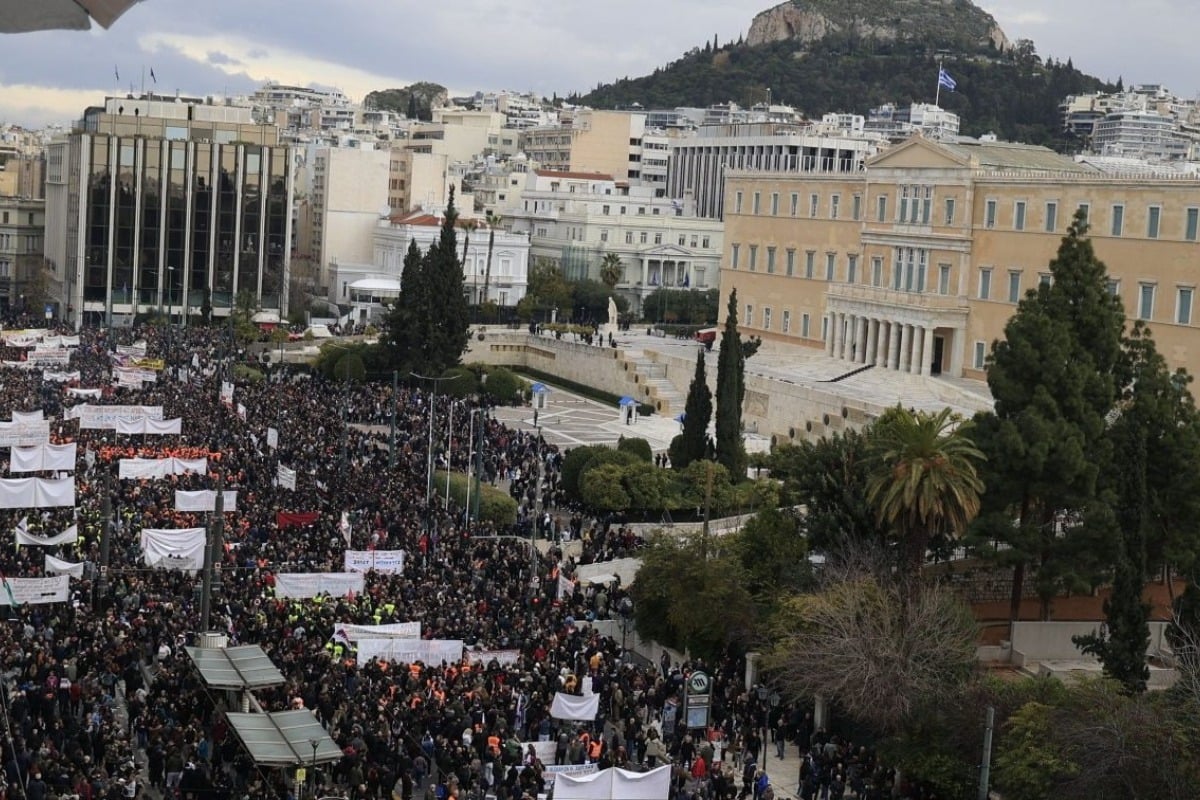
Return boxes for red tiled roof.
[533,169,614,181]
[387,210,483,229]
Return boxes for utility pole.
[97,464,113,611]
[411,373,462,525]
[444,401,454,509]
[464,410,475,524]
[532,426,544,575]
[199,472,225,632]
[978,705,995,800]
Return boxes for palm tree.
[482,211,502,314]
[866,406,986,577]
[599,252,623,289]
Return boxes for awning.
[349,278,401,293]
[619,396,638,407]
[531,382,550,393]
[251,311,281,324]
[225,710,343,767]
[0,0,143,32]
[186,644,285,690]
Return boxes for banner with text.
[342,549,405,574]
[273,572,364,600]
[333,621,421,641]
[1,575,70,605]
[355,638,464,665]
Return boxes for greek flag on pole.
[938,68,957,92]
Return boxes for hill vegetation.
[577,33,1113,147]
[364,82,448,122]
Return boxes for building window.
[1008,270,1022,303]
[625,231,633,244]
[602,204,610,215]
[1178,287,1194,325]
[831,194,841,220]
[1014,201,1027,231]
[770,192,779,215]
[1107,279,1120,298]
[790,193,799,217]
[1077,203,1090,225]
[1110,204,1124,236]
[766,246,776,274]
[973,341,987,370]
[745,304,753,327]
[847,254,858,284]
[679,235,686,246]
[1139,283,1156,320]
[985,199,997,228]
[810,194,819,218]
[800,312,810,338]
[638,207,646,215]
[871,257,883,287]
[763,307,772,330]
[805,251,815,279]
[822,315,829,342]
[783,310,792,333]
[1187,208,1199,241]
[702,236,710,248]
[921,186,933,224]
[600,230,609,242]
[1148,205,1162,239]
[748,245,758,271]
[825,252,836,281]
[852,194,861,221]
[1045,201,1058,232]
[640,232,648,244]
[899,186,910,222]
[786,248,796,276]
[938,263,951,295]
[876,194,887,222]
[695,267,706,287]
[1039,273,1052,288]
[731,244,740,269]
[735,191,743,214]
[945,197,955,226]
[752,192,761,214]
[979,268,992,300]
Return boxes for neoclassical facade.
[720,136,1200,382]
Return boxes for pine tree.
[419,188,471,375]
[382,238,427,372]
[715,289,747,481]
[670,348,713,470]
[970,211,1126,623]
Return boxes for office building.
[0,197,45,313]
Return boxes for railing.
[826,283,970,314]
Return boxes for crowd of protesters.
[0,310,918,800]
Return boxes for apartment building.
[720,135,1200,382]
[521,110,651,184]
[45,98,293,328]
[505,169,723,314]
[0,197,45,313]
[309,147,390,290]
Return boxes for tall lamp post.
[410,372,462,523]
[309,739,319,799]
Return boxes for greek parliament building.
[721,135,1200,382]
[45,96,294,327]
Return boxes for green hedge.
[435,470,518,526]
[513,368,656,417]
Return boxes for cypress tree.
[670,348,713,470]
[382,238,426,372]
[420,187,471,375]
[715,289,747,481]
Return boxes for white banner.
[74,404,164,430]
[522,741,557,766]
[558,573,575,600]
[276,464,296,491]
[546,764,600,777]
[119,457,207,480]
[0,478,75,508]
[576,558,642,587]
[355,638,464,665]
[466,649,521,667]
[550,692,600,722]
[11,410,43,423]
[1,329,47,346]
[236,403,247,421]
[333,621,421,642]
[0,575,70,605]
[220,382,234,407]
[342,549,405,574]
[267,427,278,450]
[10,443,77,473]
[43,370,81,383]
[115,416,181,436]
[66,387,103,399]
[139,527,206,571]
[174,490,238,512]
[0,420,50,447]
[273,572,364,600]
[27,349,70,366]
[44,554,84,578]
[553,766,670,800]
[116,370,144,389]
[42,335,79,349]
[116,342,148,358]
[16,522,78,547]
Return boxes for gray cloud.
[1,0,1196,128]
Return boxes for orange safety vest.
[588,740,603,760]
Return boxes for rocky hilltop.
[746,0,1010,51]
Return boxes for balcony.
[826,283,970,322]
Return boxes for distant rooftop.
[941,139,1097,173]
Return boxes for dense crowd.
[0,311,920,800]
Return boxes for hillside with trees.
[577,33,1113,147]
[364,82,448,122]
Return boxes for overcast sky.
[2,0,1197,129]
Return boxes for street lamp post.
[410,372,462,526]
[309,739,319,798]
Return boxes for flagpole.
[935,60,942,108]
